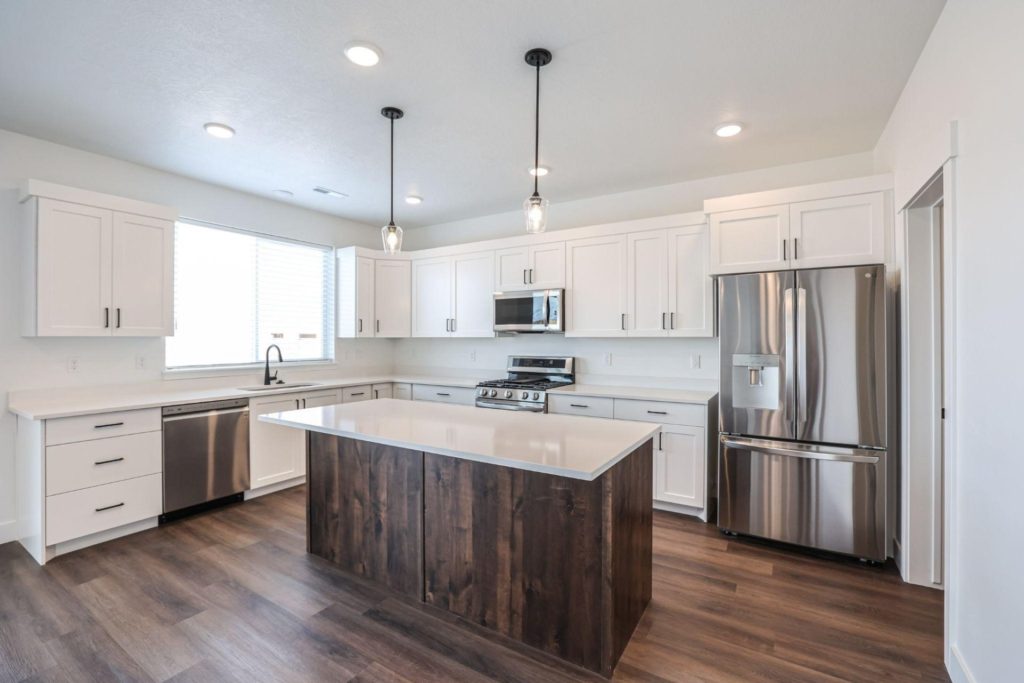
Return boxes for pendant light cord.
[389,116,395,224]
[533,62,541,196]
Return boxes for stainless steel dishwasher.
[162,398,250,520]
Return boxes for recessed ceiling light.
[714,122,743,138]
[529,166,550,177]
[344,42,381,67]
[405,195,423,205]
[204,122,235,139]
[273,189,294,197]
[313,186,348,198]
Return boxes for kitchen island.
[260,398,658,677]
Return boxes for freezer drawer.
[718,435,886,560]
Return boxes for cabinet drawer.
[342,385,372,402]
[393,383,412,400]
[46,408,161,446]
[548,395,614,419]
[411,384,476,405]
[613,399,705,427]
[46,473,162,545]
[46,431,162,496]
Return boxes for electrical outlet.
[135,355,146,370]
[690,354,701,369]
[604,353,613,366]
[67,357,79,373]
[470,350,477,362]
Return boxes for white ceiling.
[0,0,944,228]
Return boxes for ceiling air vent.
[313,186,348,198]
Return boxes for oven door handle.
[476,399,542,412]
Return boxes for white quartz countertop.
[260,399,660,481]
[7,374,486,420]
[548,383,718,404]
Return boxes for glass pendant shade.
[524,193,549,234]
[381,222,403,254]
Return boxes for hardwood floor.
[0,486,947,682]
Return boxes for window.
[166,221,335,370]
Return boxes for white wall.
[0,129,392,543]
[405,152,875,249]
[873,1,1024,680]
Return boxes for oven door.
[494,289,562,332]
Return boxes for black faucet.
[264,344,284,386]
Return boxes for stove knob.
[504,390,513,399]
[489,389,497,398]
[478,388,487,396]
[521,391,529,399]
[533,392,540,400]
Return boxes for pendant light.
[380,106,404,254]
[523,48,552,234]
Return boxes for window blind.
[165,221,335,370]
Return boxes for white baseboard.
[653,500,708,522]
[948,644,976,683]
[244,476,306,500]
[0,519,17,546]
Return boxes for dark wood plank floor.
[0,486,947,682]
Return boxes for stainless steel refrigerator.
[717,265,889,561]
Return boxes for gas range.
[475,355,575,412]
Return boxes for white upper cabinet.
[374,260,411,337]
[706,175,892,275]
[667,224,715,337]
[451,252,494,337]
[337,250,409,338]
[565,234,628,337]
[412,256,453,337]
[709,205,790,274]
[789,193,886,269]
[111,212,174,336]
[413,252,494,338]
[22,183,176,337]
[494,242,564,291]
[626,230,669,337]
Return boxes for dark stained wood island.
[262,398,658,677]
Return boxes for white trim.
[19,179,178,221]
[162,359,336,380]
[941,156,959,682]
[0,519,16,546]
[243,476,306,500]
[653,500,709,522]
[948,644,975,683]
[47,517,159,563]
[703,173,893,213]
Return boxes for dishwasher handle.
[163,406,249,423]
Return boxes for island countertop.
[260,398,660,481]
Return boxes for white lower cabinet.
[46,473,162,546]
[372,383,393,399]
[249,389,339,490]
[341,385,371,402]
[653,425,706,509]
[411,384,477,405]
[393,383,412,400]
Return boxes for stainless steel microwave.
[493,289,564,333]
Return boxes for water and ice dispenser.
[731,354,780,410]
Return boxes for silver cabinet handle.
[570,403,589,408]
[647,410,668,415]
[94,457,125,465]
[659,432,663,450]
[451,318,456,333]
[95,502,124,512]
[373,390,378,399]
[721,437,880,464]
[661,312,666,330]
[104,307,110,328]
[93,422,124,429]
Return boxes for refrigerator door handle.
[784,287,796,422]
[796,287,808,426]
[721,437,880,464]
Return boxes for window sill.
[162,359,335,381]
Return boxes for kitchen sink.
[237,382,322,392]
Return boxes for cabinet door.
[301,390,340,408]
[412,257,453,337]
[249,396,304,489]
[654,425,706,508]
[667,224,714,337]
[111,212,173,337]
[790,193,886,269]
[393,383,412,400]
[35,198,113,336]
[494,247,530,291]
[627,230,669,337]
[374,260,411,337]
[372,383,393,399]
[356,257,375,337]
[565,235,628,337]
[709,205,790,275]
[452,252,494,338]
[528,242,565,289]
